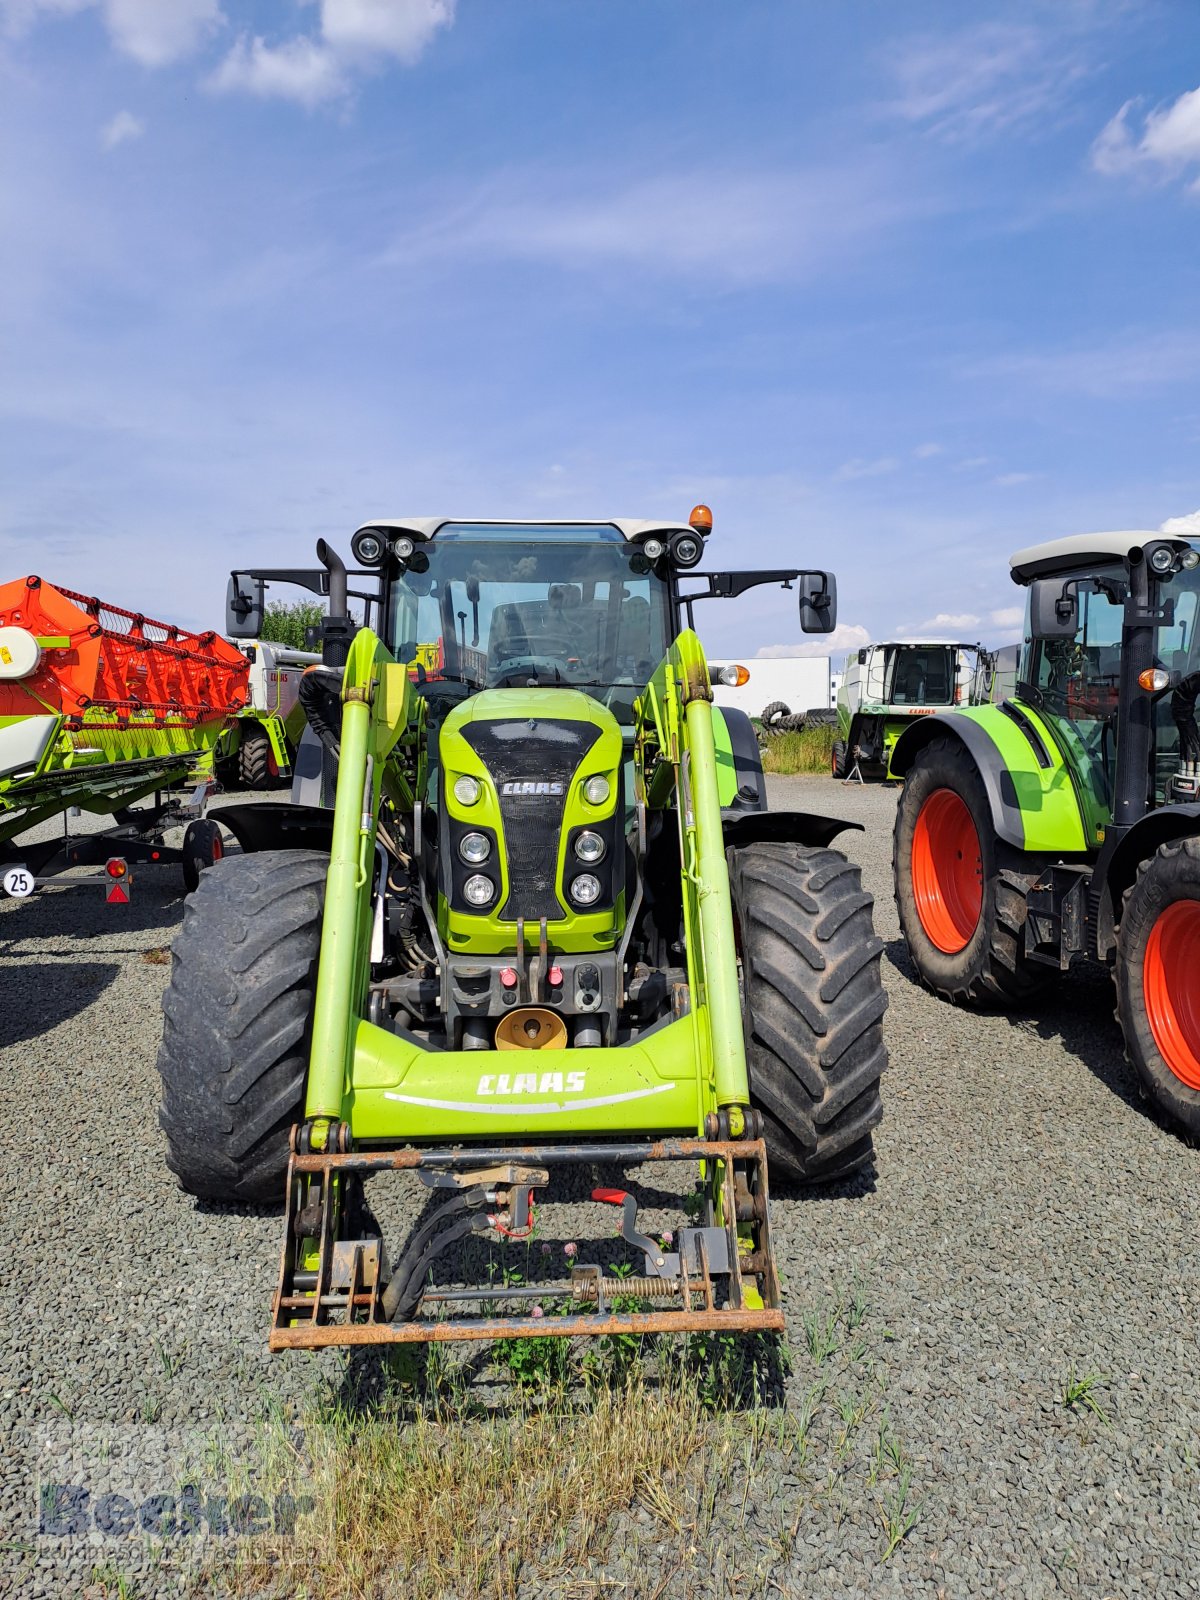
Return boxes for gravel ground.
[2,777,1199,1598]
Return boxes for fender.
[721,810,862,850]
[712,705,767,812]
[890,704,1089,853]
[1096,802,1200,958]
[215,801,334,855]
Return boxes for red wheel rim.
[1143,900,1200,1090]
[911,787,983,954]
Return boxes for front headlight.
[463,874,495,907]
[454,774,481,806]
[459,832,491,864]
[574,830,606,863]
[583,774,610,806]
[570,874,601,906]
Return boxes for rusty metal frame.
[269,1137,783,1350]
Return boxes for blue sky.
[2,0,1199,661]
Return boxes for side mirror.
[226,574,264,639]
[857,648,867,665]
[797,571,838,635]
[1029,578,1078,640]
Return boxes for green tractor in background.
[892,530,1200,1132]
[157,510,887,1349]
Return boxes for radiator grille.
[462,718,601,921]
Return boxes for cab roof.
[354,518,699,543]
[1009,530,1193,584]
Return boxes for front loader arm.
[303,627,422,1144]
[636,629,751,1117]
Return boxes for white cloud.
[209,0,454,105]
[912,441,943,459]
[1092,86,1200,187]
[209,34,346,107]
[756,623,871,661]
[1161,510,1200,535]
[834,455,900,482]
[904,611,982,635]
[990,605,1024,630]
[966,331,1200,398]
[100,109,143,150]
[379,162,930,285]
[889,22,1088,144]
[2,0,220,64]
[105,0,220,66]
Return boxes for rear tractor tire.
[728,841,888,1185]
[893,736,1048,1006]
[157,849,326,1204]
[1114,837,1200,1136]
[831,740,847,780]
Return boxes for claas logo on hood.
[500,780,565,796]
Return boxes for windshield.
[883,645,957,707]
[386,525,671,721]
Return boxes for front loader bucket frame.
[270,1136,782,1349]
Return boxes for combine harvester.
[0,575,248,901]
[832,637,995,780]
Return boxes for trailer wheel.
[728,841,887,1185]
[238,725,281,788]
[892,735,1047,1005]
[1114,837,1200,1135]
[181,818,224,893]
[831,740,847,779]
[157,849,327,1203]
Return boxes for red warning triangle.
[106,881,130,904]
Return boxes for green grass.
[760,723,837,775]
[1061,1367,1111,1425]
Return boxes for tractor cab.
[1012,531,1200,828]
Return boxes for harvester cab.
[832,639,993,781]
[158,510,887,1351]
[891,530,1200,1132]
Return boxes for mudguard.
[890,704,1090,853]
[216,801,334,855]
[1098,802,1200,956]
[721,810,862,850]
[713,705,767,812]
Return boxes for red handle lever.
[591,1187,628,1205]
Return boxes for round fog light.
[574,830,605,863]
[571,873,601,906]
[642,538,664,560]
[583,774,610,806]
[463,874,494,907]
[1182,549,1200,570]
[459,832,491,864]
[1149,546,1176,573]
[454,775,481,806]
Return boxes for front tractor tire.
[728,841,888,1185]
[238,725,282,788]
[893,736,1047,1006]
[157,849,326,1204]
[1114,837,1200,1136]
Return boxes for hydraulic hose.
[298,666,343,759]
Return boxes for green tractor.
[892,530,1200,1131]
[157,512,887,1348]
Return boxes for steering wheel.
[491,650,584,688]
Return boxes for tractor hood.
[437,688,626,954]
